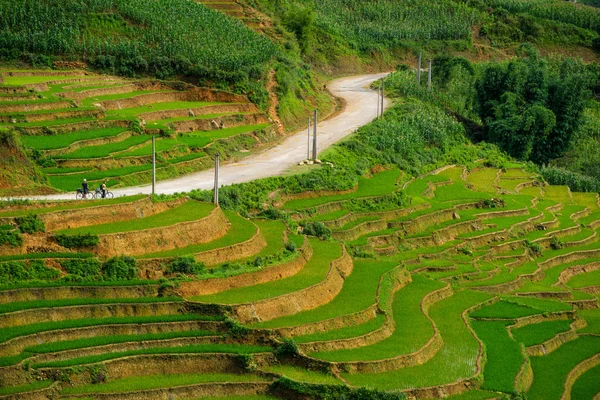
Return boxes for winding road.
[28,73,390,200]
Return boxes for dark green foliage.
[15,214,45,234]
[168,256,205,275]
[525,240,543,257]
[53,233,99,249]
[225,318,251,339]
[285,241,297,253]
[301,221,331,240]
[274,338,299,358]
[0,260,60,284]
[550,236,564,250]
[541,166,600,193]
[101,256,137,281]
[0,229,23,247]
[0,0,276,84]
[271,376,406,400]
[476,47,592,164]
[60,259,102,280]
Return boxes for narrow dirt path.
[26,73,390,200]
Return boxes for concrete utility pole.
[380,80,384,118]
[213,154,219,206]
[151,135,156,195]
[428,59,432,92]
[417,51,422,84]
[312,109,318,161]
[376,86,380,119]
[307,117,311,160]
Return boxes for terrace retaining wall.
[178,238,311,298]
[96,206,229,257]
[0,101,71,113]
[561,353,600,400]
[42,197,183,231]
[59,382,271,400]
[0,320,223,358]
[0,302,185,329]
[330,284,454,374]
[526,318,586,357]
[231,246,353,324]
[0,284,159,304]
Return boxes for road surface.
[25,73,390,200]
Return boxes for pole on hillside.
[312,109,318,161]
[307,117,311,160]
[152,135,156,195]
[428,59,432,92]
[214,154,219,206]
[417,51,422,84]
[380,80,385,118]
[376,86,380,119]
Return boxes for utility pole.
[380,80,385,118]
[312,109,317,161]
[151,135,156,195]
[417,51,422,84]
[213,154,219,206]
[428,59,432,92]
[307,117,311,160]
[376,86,380,119]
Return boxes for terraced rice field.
[0,69,273,192]
[1,161,599,398]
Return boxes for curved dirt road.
[27,73,390,200]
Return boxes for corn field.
[0,0,277,73]
[482,0,600,31]
[309,0,483,50]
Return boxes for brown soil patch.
[232,246,353,324]
[96,206,229,257]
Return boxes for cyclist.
[82,179,89,199]
[101,180,107,199]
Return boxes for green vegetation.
[528,336,600,400]
[0,296,181,314]
[511,319,573,347]
[59,200,214,235]
[342,290,491,390]
[0,380,52,396]
[311,276,444,362]
[32,343,271,368]
[61,373,271,395]
[571,363,600,400]
[470,301,542,319]
[191,239,340,303]
[0,314,220,344]
[471,320,522,393]
[20,127,128,150]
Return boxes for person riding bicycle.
[82,179,89,199]
[101,180,107,199]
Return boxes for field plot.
[0,69,273,192]
[1,160,600,399]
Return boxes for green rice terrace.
[0,162,599,399]
[0,69,273,192]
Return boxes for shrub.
[101,256,137,281]
[15,214,45,234]
[60,259,102,280]
[301,221,331,240]
[285,241,297,253]
[225,318,251,339]
[168,256,205,275]
[0,229,23,247]
[525,240,543,257]
[54,233,99,249]
[274,338,299,358]
[550,236,564,250]
[28,260,60,281]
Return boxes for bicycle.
[94,187,114,199]
[75,188,92,200]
